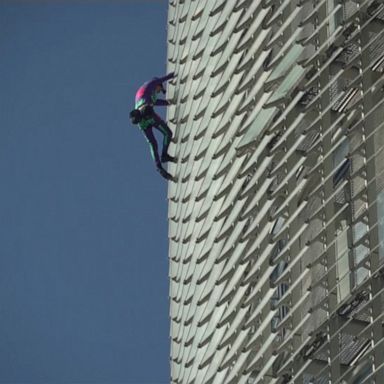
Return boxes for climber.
[129,73,176,180]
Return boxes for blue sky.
[0,1,170,383]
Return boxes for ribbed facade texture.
[166,0,384,383]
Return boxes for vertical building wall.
[166,0,384,383]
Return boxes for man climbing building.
[130,73,176,180]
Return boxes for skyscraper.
[166,0,384,383]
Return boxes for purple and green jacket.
[135,73,174,109]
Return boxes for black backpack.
[129,109,142,124]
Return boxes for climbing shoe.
[161,154,177,163]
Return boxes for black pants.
[140,112,173,168]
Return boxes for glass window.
[377,191,384,261]
[336,220,351,302]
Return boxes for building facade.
[166,0,384,383]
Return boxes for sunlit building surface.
[166,0,384,383]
